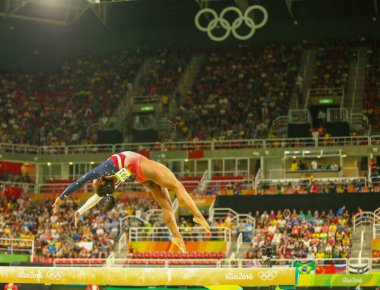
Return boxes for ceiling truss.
[0,0,109,26]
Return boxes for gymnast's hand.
[74,211,80,228]
[52,196,62,214]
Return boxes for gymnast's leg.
[144,181,186,253]
[141,158,210,232]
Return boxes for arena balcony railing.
[38,178,253,195]
[48,257,371,271]
[255,176,369,194]
[0,181,36,199]
[128,226,231,243]
[0,238,35,262]
[1,135,380,156]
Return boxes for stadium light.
[87,0,136,3]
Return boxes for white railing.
[106,252,115,267]
[2,135,380,156]
[327,108,349,122]
[128,226,230,242]
[374,207,380,238]
[118,233,127,253]
[308,87,345,99]
[271,115,288,135]
[209,208,255,241]
[209,207,238,223]
[0,238,34,262]
[257,176,368,194]
[119,215,148,235]
[202,179,254,194]
[145,209,163,224]
[236,232,243,254]
[254,168,262,190]
[288,109,312,124]
[353,211,375,234]
[50,258,362,271]
[53,258,106,267]
[0,143,39,154]
[39,181,145,194]
[0,181,35,197]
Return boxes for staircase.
[175,54,206,106]
[131,57,155,96]
[122,57,155,142]
[345,47,368,113]
[230,242,251,259]
[289,49,317,109]
[351,225,373,258]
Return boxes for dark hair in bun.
[97,178,115,197]
[103,194,116,212]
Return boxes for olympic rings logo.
[45,270,64,280]
[195,5,268,42]
[257,270,279,281]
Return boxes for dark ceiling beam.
[375,0,378,15]
[195,0,208,9]
[234,0,250,13]
[284,0,295,19]
[90,2,109,27]
[6,0,26,15]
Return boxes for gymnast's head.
[95,176,116,212]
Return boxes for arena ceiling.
[0,0,378,27]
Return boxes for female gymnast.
[52,151,210,252]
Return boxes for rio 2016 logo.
[225,272,254,280]
[17,271,43,280]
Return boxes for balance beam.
[0,267,295,286]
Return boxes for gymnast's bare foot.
[172,237,186,253]
[193,216,210,232]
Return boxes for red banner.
[188,150,204,159]
[316,264,347,274]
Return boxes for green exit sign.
[319,98,334,104]
[140,105,155,112]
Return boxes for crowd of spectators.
[0,172,32,184]
[175,44,301,141]
[138,49,190,96]
[0,195,157,261]
[363,42,380,132]
[0,40,379,147]
[288,159,340,172]
[310,42,352,89]
[0,49,144,146]
[370,158,380,186]
[243,208,353,260]
[257,178,373,195]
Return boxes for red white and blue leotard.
[109,151,148,183]
[59,151,147,200]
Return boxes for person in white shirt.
[311,160,318,170]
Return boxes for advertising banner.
[372,238,380,250]
[128,241,227,253]
[0,267,295,286]
[299,273,380,287]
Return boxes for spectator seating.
[363,42,380,132]
[244,208,353,260]
[310,42,351,89]
[0,50,144,146]
[176,44,301,140]
[139,49,190,96]
[0,196,156,261]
